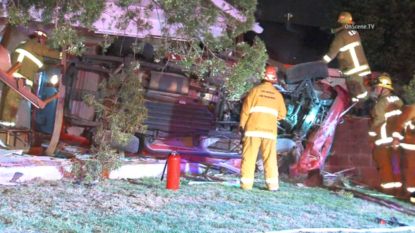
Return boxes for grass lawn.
[0,175,414,233]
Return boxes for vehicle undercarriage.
[58,40,349,176]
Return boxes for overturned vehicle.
[51,39,349,175]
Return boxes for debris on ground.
[0,149,24,157]
[9,172,23,183]
[42,141,90,159]
[304,168,324,187]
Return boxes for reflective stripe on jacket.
[369,94,403,146]
[11,38,61,80]
[322,27,371,77]
[392,104,415,150]
[239,82,287,140]
[12,72,34,87]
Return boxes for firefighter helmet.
[338,12,354,24]
[374,75,394,91]
[31,30,48,39]
[263,65,277,83]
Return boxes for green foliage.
[5,0,266,180]
[48,25,87,56]
[72,144,123,182]
[6,0,106,29]
[5,0,266,98]
[79,62,147,181]
[151,0,267,98]
[403,75,415,104]
[226,37,268,99]
[98,34,115,53]
[334,0,415,80]
[6,0,105,55]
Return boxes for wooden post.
[45,46,67,156]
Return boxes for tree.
[334,0,415,81]
[403,73,415,104]
[2,0,268,180]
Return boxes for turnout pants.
[1,86,24,122]
[240,137,279,190]
[1,75,37,123]
[345,74,368,108]
[402,148,415,193]
[373,145,402,189]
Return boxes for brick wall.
[323,116,381,188]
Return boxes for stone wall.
[323,116,381,188]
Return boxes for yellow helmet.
[374,75,394,91]
[338,12,354,24]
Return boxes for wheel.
[100,130,140,154]
[285,61,329,84]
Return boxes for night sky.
[245,0,339,67]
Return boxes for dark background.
[244,0,337,66]
[242,0,415,82]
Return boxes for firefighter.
[239,65,287,191]
[368,75,403,194]
[1,30,62,123]
[392,105,415,203]
[321,12,371,116]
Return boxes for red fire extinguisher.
[161,151,181,190]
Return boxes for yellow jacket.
[239,82,287,140]
[11,38,61,80]
[368,93,403,146]
[392,105,415,147]
[322,27,371,77]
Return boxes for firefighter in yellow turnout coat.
[1,30,61,123]
[368,76,403,192]
[239,66,287,191]
[322,12,371,115]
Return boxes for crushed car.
[54,38,349,176]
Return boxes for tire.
[110,134,140,154]
[285,61,329,84]
[106,38,154,60]
[101,131,140,154]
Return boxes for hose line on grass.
[267,226,415,233]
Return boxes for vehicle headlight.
[51,75,59,85]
